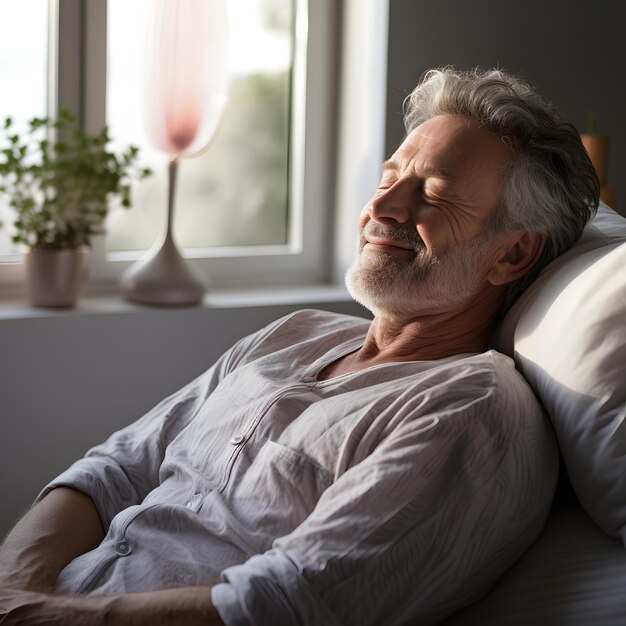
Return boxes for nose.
[368,178,414,225]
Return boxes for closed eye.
[422,181,448,204]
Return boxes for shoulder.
[388,350,552,460]
[470,350,545,426]
[275,308,371,335]
[398,349,539,418]
[419,350,558,494]
[440,349,540,412]
[223,308,370,370]
[254,308,369,348]
[384,349,558,516]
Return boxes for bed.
[440,200,626,624]
[442,476,626,625]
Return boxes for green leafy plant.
[0,110,151,250]
[585,111,598,134]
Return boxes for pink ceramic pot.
[24,247,89,308]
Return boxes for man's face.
[346,114,515,318]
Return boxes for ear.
[485,230,547,286]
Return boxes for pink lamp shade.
[144,0,230,158]
[121,0,230,306]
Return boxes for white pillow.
[493,201,626,546]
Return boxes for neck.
[358,286,504,365]
[365,314,488,363]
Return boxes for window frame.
[0,0,389,297]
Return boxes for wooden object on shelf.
[581,134,616,208]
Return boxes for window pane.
[0,2,49,259]
[106,0,293,253]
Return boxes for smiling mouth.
[364,237,416,255]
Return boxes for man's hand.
[0,586,225,626]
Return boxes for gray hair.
[403,67,600,310]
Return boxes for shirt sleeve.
[35,366,232,530]
[211,367,559,626]
[35,313,300,530]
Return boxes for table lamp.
[121,0,230,305]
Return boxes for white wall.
[0,297,369,537]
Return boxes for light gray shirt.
[40,309,558,625]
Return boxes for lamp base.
[121,234,206,306]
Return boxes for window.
[105,0,293,253]
[83,0,338,290]
[0,0,389,295]
[0,1,49,260]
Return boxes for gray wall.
[0,299,369,537]
[385,0,626,215]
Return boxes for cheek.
[413,207,440,249]
[418,205,472,251]
[358,207,371,231]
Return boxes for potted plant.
[0,110,151,307]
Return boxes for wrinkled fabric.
[39,309,558,625]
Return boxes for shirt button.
[230,434,245,445]
[116,539,131,556]
[185,493,203,509]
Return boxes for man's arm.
[0,487,105,592]
[0,586,225,626]
[1,361,232,593]
[0,489,227,625]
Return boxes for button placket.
[218,380,315,492]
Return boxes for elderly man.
[0,68,599,625]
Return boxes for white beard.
[345,223,493,319]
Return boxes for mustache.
[361,222,426,251]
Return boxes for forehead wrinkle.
[382,157,450,182]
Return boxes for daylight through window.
[0,1,49,260]
[106,0,294,255]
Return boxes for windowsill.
[0,283,354,320]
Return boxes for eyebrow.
[381,159,450,179]
[381,160,398,173]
